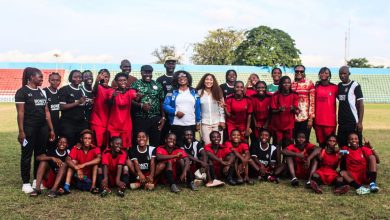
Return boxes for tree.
[151,45,182,64]
[347,58,371,68]
[233,26,301,67]
[191,28,244,65]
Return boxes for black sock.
[121,174,130,185]
[165,170,175,185]
[97,174,103,187]
[349,181,361,189]
[334,180,343,188]
[187,171,194,184]
[367,172,377,183]
[209,165,216,180]
[312,176,322,185]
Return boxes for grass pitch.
[0,103,389,219]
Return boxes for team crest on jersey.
[329,92,332,96]
[361,154,364,158]
[345,88,348,93]
[28,93,32,97]
[266,154,269,158]
[70,93,74,97]
[153,85,158,90]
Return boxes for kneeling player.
[127,131,156,191]
[31,137,69,198]
[250,129,284,183]
[340,132,380,195]
[99,136,129,197]
[155,133,195,193]
[282,132,318,187]
[64,129,101,193]
[204,131,236,185]
[308,135,349,194]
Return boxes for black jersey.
[43,87,60,134]
[59,85,86,122]
[181,141,204,160]
[81,85,94,122]
[129,146,156,173]
[250,142,277,166]
[15,86,47,127]
[220,83,235,99]
[337,81,363,128]
[46,148,69,172]
[156,74,174,97]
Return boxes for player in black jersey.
[59,70,88,148]
[220,69,237,99]
[43,72,61,137]
[15,67,55,194]
[81,70,94,123]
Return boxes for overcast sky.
[0,0,389,67]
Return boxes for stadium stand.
[0,63,389,103]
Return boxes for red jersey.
[90,85,112,127]
[107,89,137,132]
[286,143,316,164]
[314,83,338,126]
[101,149,127,173]
[225,141,249,155]
[245,88,256,97]
[319,149,339,170]
[69,145,101,178]
[270,92,299,131]
[341,146,373,173]
[225,96,253,125]
[251,94,271,127]
[155,146,188,161]
[204,144,232,159]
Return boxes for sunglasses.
[295,70,305,73]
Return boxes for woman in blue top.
[163,71,201,147]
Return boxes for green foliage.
[234,26,301,67]
[151,45,182,64]
[191,28,244,65]
[347,58,371,68]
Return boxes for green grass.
[0,103,389,219]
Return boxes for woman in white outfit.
[196,73,225,144]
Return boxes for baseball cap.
[140,65,153,72]
[164,56,177,63]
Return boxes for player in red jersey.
[283,132,318,187]
[224,81,253,142]
[314,67,338,147]
[244,73,259,97]
[225,130,261,185]
[340,132,380,195]
[204,131,236,185]
[99,136,129,197]
[64,129,101,193]
[251,81,271,141]
[107,73,141,149]
[155,133,195,193]
[90,69,112,149]
[30,137,69,198]
[307,135,349,194]
[271,76,299,164]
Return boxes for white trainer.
[22,184,34,194]
[32,179,46,190]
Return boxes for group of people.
[15,56,380,198]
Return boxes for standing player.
[127,132,156,190]
[224,81,253,142]
[267,67,282,94]
[31,137,69,198]
[340,132,379,195]
[314,67,338,147]
[245,73,259,97]
[90,69,111,148]
[337,66,364,147]
[111,59,137,88]
[251,81,272,141]
[59,70,88,148]
[220,69,237,99]
[81,70,94,123]
[292,65,315,140]
[270,76,299,164]
[99,137,129,197]
[15,67,55,193]
[64,129,101,193]
[157,56,177,144]
[43,72,61,138]
[107,73,140,149]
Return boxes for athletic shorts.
[315,167,339,185]
[314,125,336,145]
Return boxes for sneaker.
[201,173,207,181]
[170,184,180,193]
[117,189,125,197]
[369,182,379,193]
[194,179,204,187]
[310,181,322,194]
[290,177,299,187]
[188,181,198,191]
[267,175,276,182]
[334,185,350,195]
[22,184,34,194]
[29,189,41,197]
[194,169,207,181]
[305,181,311,188]
[32,180,46,190]
[100,189,109,197]
[226,178,237,186]
[236,178,244,185]
[130,182,141,190]
[145,183,155,191]
[206,179,225,187]
[47,190,57,198]
[356,186,370,195]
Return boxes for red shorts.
[347,170,368,185]
[253,119,267,138]
[314,125,336,144]
[295,162,310,179]
[226,123,247,142]
[91,125,108,148]
[275,129,293,144]
[108,130,132,149]
[43,169,56,188]
[315,167,339,185]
